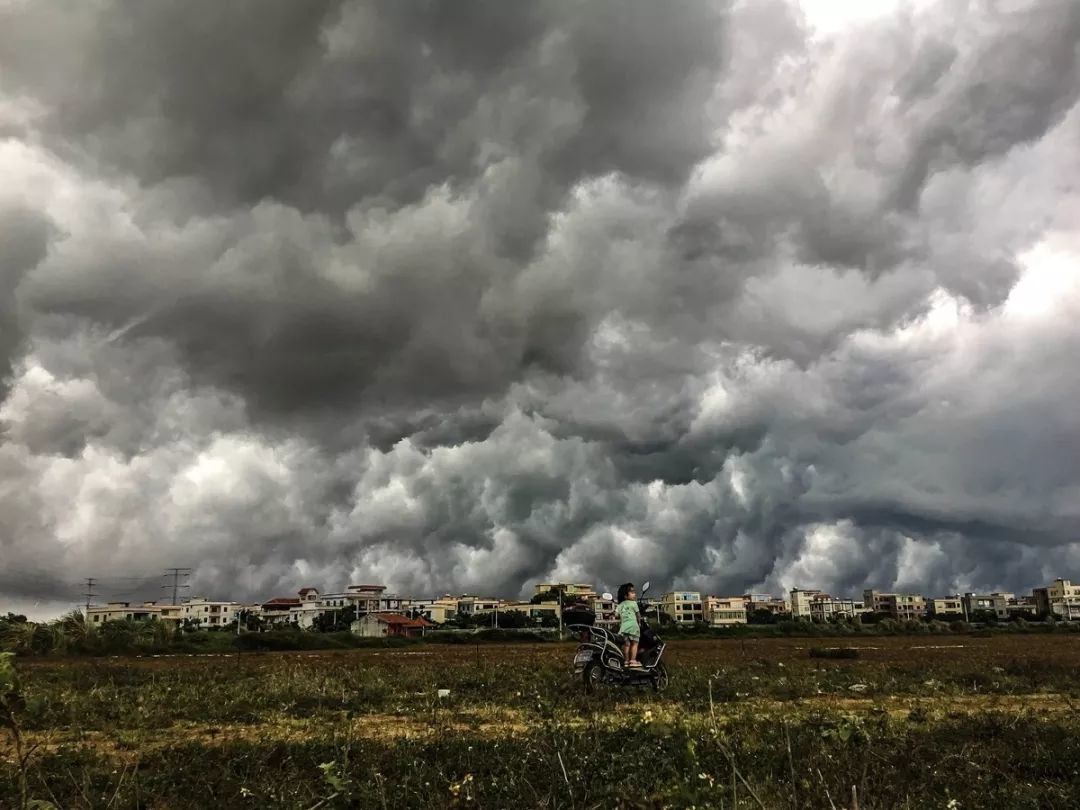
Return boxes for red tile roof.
[371,612,434,628]
[262,598,301,609]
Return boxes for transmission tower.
[162,568,192,605]
[83,577,97,613]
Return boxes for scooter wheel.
[583,660,606,695]
[651,663,669,692]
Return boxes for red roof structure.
[364,612,434,637]
[261,597,301,611]
[374,612,433,627]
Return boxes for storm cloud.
[1,0,1079,614]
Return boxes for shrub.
[809,647,860,660]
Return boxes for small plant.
[1,652,57,810]
[314,760,357,807]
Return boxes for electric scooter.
[567,581,669,694]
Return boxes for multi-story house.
[533,582,596,601]
[498,600,563,624]
[402,598,461,624]
[863,590,928,620]
[175,597,245,629]
[259,596,302,625]
[808,596,867,622]
[789,588,825,619]
[744,594,790,618]
[704,596,747,626]
[1006,595,1038,617]
[928,596,964,618]
[588,594,617,628]
[86,601,162,624]
[961,592,1013,620]
[660,591,705,624]
[456,596,501,617]
[289,587,325,629]
[1033,579,1080,619]
[319,585,403,615]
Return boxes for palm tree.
[53,611,91,654]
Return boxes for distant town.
[77,577,1080,638]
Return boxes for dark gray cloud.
[0,204,52,385]
[1,0,1079,616]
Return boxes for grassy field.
[3,635,1080,808]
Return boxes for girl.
[616,583,642,667]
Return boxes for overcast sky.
[2,0,1079,619]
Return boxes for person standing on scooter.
[616,583,643,667]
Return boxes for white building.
[86,602,162,624]
[588,594,617,628]
[790,588,825,619]
[1034,579,1080,619]
[88,598,247,629]
[928,596,964,618]
[660,591,705,624]
[808,596,867,622]
[402,598,461,624]
[168,597,245,629]
[705,596,748,626]
[285,587,326,629]
[456,596,501,616]
[744,594,790,617]
[319,585,403,615]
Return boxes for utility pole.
[162,568,191,605]
[83,578,97,614]
[558,589,563,641]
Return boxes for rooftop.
[367,612,434,628]
[263,597,302,607]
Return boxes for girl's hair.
[617,582,635,603]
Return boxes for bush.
[234,631,365,652]
[427,628,550,644]
[809,647,860,660]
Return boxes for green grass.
[4,637,1080,808]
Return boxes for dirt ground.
[17,632,1080,671]
[7,634,1080,763]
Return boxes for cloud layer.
[1,0,1079,613]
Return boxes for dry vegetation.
[3,635,1080,808]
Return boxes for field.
[3,635,1080,808]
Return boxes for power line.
[101,582,163,601]
[162,568,192,605]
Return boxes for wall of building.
[661,592,704,624]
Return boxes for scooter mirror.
[601,592,613,601]
[641,581,651,594]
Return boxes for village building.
[660,591,705,624]
[351,612,434,638]
[705,596,748,626]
